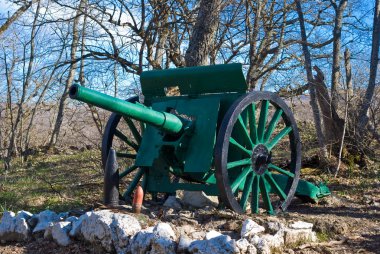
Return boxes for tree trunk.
[184,0,222,66]
[48,0,84,148]
[4,1,40,170]
[330,0,348,110]
[357,0,380,133]
[313,66,344,149]
[295,0,329,160]
[344,48,353,99]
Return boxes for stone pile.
[0,209,317,254]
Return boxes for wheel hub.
[251,144,271,175]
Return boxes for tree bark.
[49,0,85,148]
[344,48,353,99]
[357,0,380,133]
[185,0,222,66]
[330,0,348,110]
[295,0,329,160]
[5,1,40,170]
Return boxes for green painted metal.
[135,96,220,173]
[266,126,292,151]
[140,63,247,99]
[69,63,331,215]
[270,174,331,202]
[264,108,283,142]
[69,84,183,134]
[251,175,260,213]
[260,176,274,215]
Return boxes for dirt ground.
[1,190,379,254]
[1,151,379,254]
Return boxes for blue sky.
[0,0,15,15]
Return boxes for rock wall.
[0,208,318,254]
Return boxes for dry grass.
[0,150,104,214]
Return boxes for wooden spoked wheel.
[101,96,147,202]
[215,92,301,214]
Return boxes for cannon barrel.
[69,84,183,134]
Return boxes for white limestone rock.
[65,216,78,224]
[0,211,33,242]
[33,210,60,233]
[111,213,142,253]
[284,228,317,246]
[241,219,265,238]
[51,221,72,246]
[266,221,285,234]
[288,221,313,230]
[205,230,222,240]
[130,223,177,254]
[181,191,219,208]
[81,210,141,253]
[69,212,91,238]
[188,235,239,254]
[153,222,177,241]
[256,237,271,254]
[178,235,193,253]
[163,196,182,210]
[150,223,177,254]
[129,227,155,254]
[43,222,54,239]
[259,231,284,251]
[236,238,257,254]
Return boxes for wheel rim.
[215,92,301,214]
[101,96,147,201]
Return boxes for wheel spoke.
[257,100,269,142]
[119,164,138,178]
[116,152,137,159]
[123,168,144,199]
[259,176,274,214]
[227,158,251,170]
[248,104,259,144]
[237,115,254,148]
[266,126,292,150]
[264,172,287,200]
[124,117,142,145]
[114,129,139,151]
[240,172,254,211]
[229,137,252,156]
[268,163,295,177]
[251,175,259,214]
[231,166,252,193]
[263,108,283,143]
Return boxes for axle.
[69,84,183,134]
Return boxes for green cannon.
[69,63,330,215]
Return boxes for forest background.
[0,0,379,173]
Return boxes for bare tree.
[330,0,348,110]
[185,0,222,66]
[48,0,85,148]
[4,1,41,170]
[295,0,329,160]
[0,0,37,36]
[357,0,380,141]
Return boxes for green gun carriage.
[69,63,329,215]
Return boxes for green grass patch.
[0,150,104,215]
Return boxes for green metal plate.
[140,63,247,99]
[135,96,220,173]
